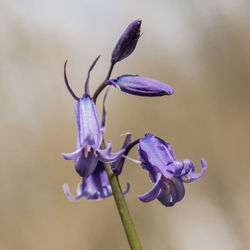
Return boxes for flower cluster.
[62,19,206,207]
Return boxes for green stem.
[92,63,115,103]
[104,163,142,250]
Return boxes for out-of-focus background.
[1,0,249,249]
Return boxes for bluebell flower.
[108,75,174,96]
[111,19,141,64]
[62,57,124,177]
[63,161,130,201]
[138,133,207,207]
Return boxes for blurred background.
[1,0,250,249]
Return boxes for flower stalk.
[103,161,142,250]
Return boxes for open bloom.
[108,75,174,96]
[63,161,130,201]
[62,57,124,177]
[138,133,207,207]
[111,19,141,64]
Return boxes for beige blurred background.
[1,0,250,250]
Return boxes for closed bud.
[108,74,174,97]
[111,19,141,64]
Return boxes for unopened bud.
[111,19,142,64]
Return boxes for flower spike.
[64,60,80,101]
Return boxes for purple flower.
[108,75,174,96]
[138,133,207,207]
[63,161,130,201]
[62,58,124,177]
[111,19,141,64]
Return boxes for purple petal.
[74,150,99,177]
[157,185,171,207]
[97,141,125,163]
[183,158,207,183]
[61,147,83,160]
[63,183,85,201]
[138,173,162,202]
[109,75,174,97]
[138,133,174,179]
[122,183,131,195]
[75,95,102,149]
[166,178,185,206]
[111,19,141,64]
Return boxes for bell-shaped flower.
[62,57,124,177]
[138,133,207,207]
[111,19,142,64]
[63,161,130,201]
[108,75,174,97]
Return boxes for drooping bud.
[108,75,174,97]
[111,19,142,64]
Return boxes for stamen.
[170,177,176,184]
[164,182,171,195]
[84,145,92,158]
[122,155,141,164]
[93,149,98,157]
[182,177,191,182]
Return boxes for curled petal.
[122,182,131,195]
[97,141,125,163]
[109,75,174,97]
[63,183,85,201]
[183,158,207,183]
[138,173,162,202]
[61,147,83,160]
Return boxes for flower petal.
[122,183,131,195]
[63,183,85,201]
[138,173,162,202]
[75,95,102,148]
[166,178,185,206]
[157,185,171,207]
[61,147,83,160]
[97,141,125,163]
[138,133,174,179]
[74,150,98,177]
[183,158,207,183]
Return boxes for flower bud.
[111,19,141,64]
[108,75,174,97]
